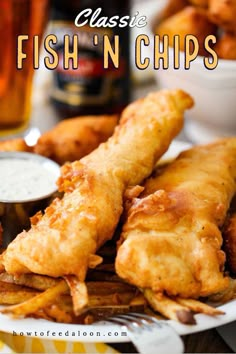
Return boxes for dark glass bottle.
[51,0,130,118]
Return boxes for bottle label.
[50,21,129,109]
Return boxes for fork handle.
[127,325,184,354]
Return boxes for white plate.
[1,140,235,343]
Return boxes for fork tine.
[107,317,127,326]
[128,312,163,327]
[114,314,153,331]
[107,312,184,353]
[107,316,141,332]
[100,312,184,353]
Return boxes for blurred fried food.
[188,0,208,7]
[0,138,32,153]
[215,33,236,59]
[209,0,236,33]
[155,6,217,56]
[223,213,236,274]
[154,0,236,60]
[157,0,188,22]
[34,115,119,164]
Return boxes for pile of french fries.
[1,238,235,325]
[0,241,148,324]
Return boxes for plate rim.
[0,300,236,343]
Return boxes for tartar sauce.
[0,158,58,201]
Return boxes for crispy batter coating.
[2,90,193,280]
[34,115,119,165]
[155,6,217,56]
[0,138,32,153]
[214,33,236,60]
[209,0,236,33]
[116,139,236,299]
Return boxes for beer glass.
[0,0,49,138]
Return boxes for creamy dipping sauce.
[0,158,59,201]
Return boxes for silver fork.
[106,313,184,354]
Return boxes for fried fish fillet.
[116,139,236,299]
[34,115,119,165]
[2,90,193,281]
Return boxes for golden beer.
[0,0,49,138]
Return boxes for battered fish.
[2,90,193,284]
[116,139,236,299]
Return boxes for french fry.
[88,292,135,307]
[87,305,138,320]
[44,304,74,323]
[13,274,60,291]
[208,278,236,303]
[87,270,122,282]
[144,289,196,324]
[0,272,61,291]
[0,280,39,305]
[84,314,95,324]
[176,297,224,316]
[0,233,231,324]
[32,309,55,322]
[0,280,33,292]
[87,281,136,295]
[129,293,147,307]
[1,280,68,317]
[0,290,38,305]
[64,276,88,316]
